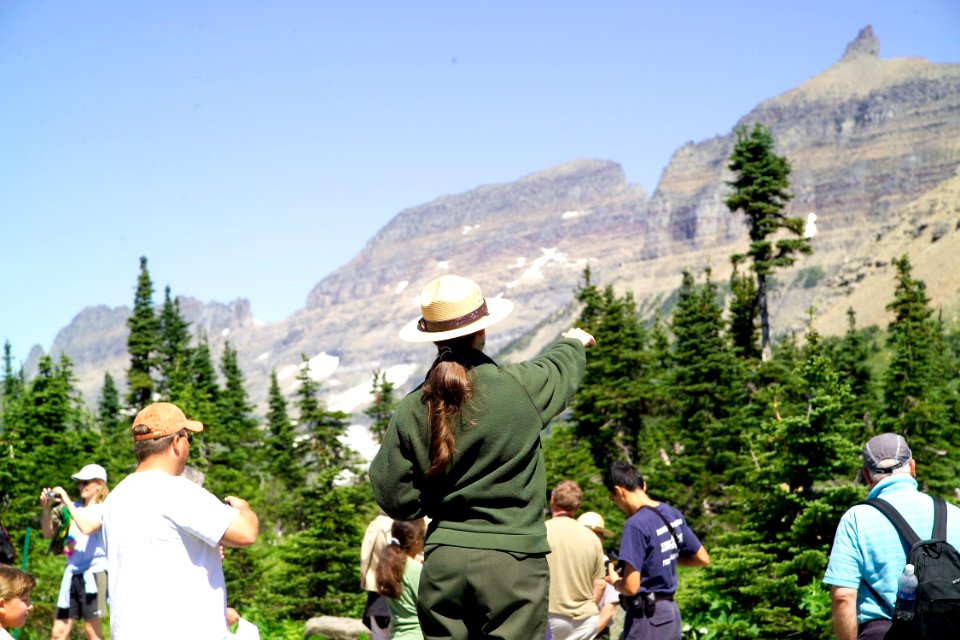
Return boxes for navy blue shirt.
[618,503,702,594]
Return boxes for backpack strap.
[857,498,922,617]
[859,498,922,547]
[932,495,948,541]
[643,505,682,550]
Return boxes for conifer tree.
[542,423,614,527]
[157,286,192,401]
[266,369,299,489]
[177,335,220,469]
[209,342,261,499]
[210,349,263,610]
[725,123,811,359]
[260,469,370,619]
[0,341,20,504]
[571,269,653,466]
[682,321,860,639]
[126,256,161,408]
[97,372,132,478]
[2,341,23,405]
[364,369,396,444]
[662,269,745,522]
[728,262,760,359]
[3,355,88,531]
[294,355,351,472]
[825,308,878,428]
[97,372,122,433]
[882,255,947,431]
[262,368,302,531]
[670,269,742,444]
[880,255,954,491]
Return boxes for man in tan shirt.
[546,481,606,640]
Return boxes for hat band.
[873,459,906,472]
[418,301,489,333]
[133,428,175,442]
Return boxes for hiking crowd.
[2,274,959,640]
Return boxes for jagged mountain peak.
[840,25,880,63]
[757,27,956,108]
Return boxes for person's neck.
[625,490,659,516]
[136,456,181,475]
[551,510,575,518]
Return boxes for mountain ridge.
[24,28,960,423]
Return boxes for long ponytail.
[421,334,476,477]
[375,519,426,599]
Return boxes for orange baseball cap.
[132,402,204,441]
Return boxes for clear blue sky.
[2,1,958,366]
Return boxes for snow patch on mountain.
[328,363,418,414]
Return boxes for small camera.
[45,490,59,500]
[604,549,622,573]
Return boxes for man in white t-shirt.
[101,402,259,640]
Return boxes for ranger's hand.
[562,327,596,347]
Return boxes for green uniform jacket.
[370,338,586,554]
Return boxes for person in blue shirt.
[603,461,709,640]
[824,433,960,640]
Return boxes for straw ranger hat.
[399,275,514,343]
[577,511,614,538]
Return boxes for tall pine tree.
[157,286,193,401]
[294,355,351,473]
[97,371,133,479]
[210,341,261,499]
[725,123,811,360]
[570,268,657,466]
[126,256,161,408]
[660,269,745,525]
[364,369,396,444]
[880,255,954,492]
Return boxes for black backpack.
[0,520,14,565]
[0,496,15,565]
[861,496,960,638]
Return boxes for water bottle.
[894,563,919,621]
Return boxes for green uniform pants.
[418,544,549,640]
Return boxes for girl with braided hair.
[376,519,427,639]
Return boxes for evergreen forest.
[2,126,960,638]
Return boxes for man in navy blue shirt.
[604,461,709,640]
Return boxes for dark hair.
[376,519,426,599]
[421,333,477,477]
[604,461,645,493]
[132,426,185,462]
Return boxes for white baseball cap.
[72,463,108,483]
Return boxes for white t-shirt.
[0,625,14,639]
[102,470,239,640]
[231,617,261,639]
[66,502,107,572]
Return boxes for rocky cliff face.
[629,25,960,331]
[26,298,257,405]
[29,28,960,417]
